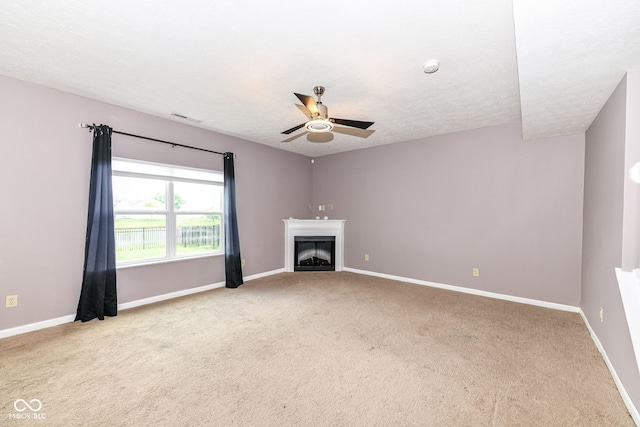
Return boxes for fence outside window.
[115,225,221,252]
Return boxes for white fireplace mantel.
[283,219,346,272]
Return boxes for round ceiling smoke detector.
[423,60,440,74]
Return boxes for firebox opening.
[294,236,336,271]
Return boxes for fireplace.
[294,236,336,271]
[283,219,346,272]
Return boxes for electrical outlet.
[599,307,604,322]
[241,259,246,267]
[364,254,369,261]
[6,295,18,308]
[473,268,479,277]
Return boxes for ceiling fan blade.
[281,123,306,135]
[295,103,312,118]
[294,93,318,115]
[332,125,375,139]
[331,118,374,130]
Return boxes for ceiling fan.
[281,86,374,138]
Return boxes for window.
[112,158,224,265]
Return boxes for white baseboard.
[117,281,226,311]
[579,310,640,425]
[343,267,580,312]
[118,267,284,311]
[0,314,77,340]
[245,268,285,281]
[0,268,285,339]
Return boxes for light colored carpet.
[0,272,634,426]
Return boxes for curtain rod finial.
[80,123,96,132]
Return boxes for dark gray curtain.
[76,125,117,322]
[224,152,243,288]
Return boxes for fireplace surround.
[283,219,346,272]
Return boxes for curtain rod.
[79,123,227,156]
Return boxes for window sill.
[615,268,640,376]
[116,252,224,270]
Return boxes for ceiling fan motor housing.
[312,103,329,120]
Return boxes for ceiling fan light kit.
[306,119,333,133]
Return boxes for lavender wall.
[0,75,311,331]
[582,71,640,411]
[312,124,585,306]
[623,69,640,272]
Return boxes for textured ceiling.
[1,1,639,157]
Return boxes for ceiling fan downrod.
[313,85,325,104]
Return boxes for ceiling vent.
[170,112,202,123]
